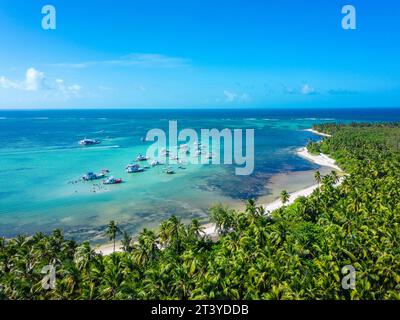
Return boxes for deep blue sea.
[1,107,400,243]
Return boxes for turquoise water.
[1,108,400,243]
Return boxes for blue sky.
[0,0,399,108]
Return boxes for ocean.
[1,108,400,244]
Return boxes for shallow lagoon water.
[1,108,400,243]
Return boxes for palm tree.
[187,219,204,239]
[167,216,184,253]
[331,170,339,184]
[121,231,133,253]
[280,190,290,205]
[209,204,234,235]
[105,221,121,253]
[74,241,97,284]
[314,171,322,187]
[135,228,159,265]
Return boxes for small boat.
[161,149,170,156]
[136,154,149,162]
[79,138,101,146]
[169,155,179,161]
[180,148,190,155]
[151,160,162,167]
[165,166,175,174]
[82,172,105,181]
[126,164,144,173]
[103,176,123,185]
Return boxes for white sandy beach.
[297,147,341,171]
[96,129,342,255]
[304,128,332,137]
[261,145,342,216]
[96,241,122,255]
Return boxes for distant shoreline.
[96,128,342,255]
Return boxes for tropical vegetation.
[1,123,399,299]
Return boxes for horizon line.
[1,106,400,111]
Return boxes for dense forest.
[1,123,399,300]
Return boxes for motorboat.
[126,164,144,173]
[79,138,101,146]
[151,159,163,167]
[103,176,123,185]
[165,166,175,174]
[136,154,149,161]
[161,149,170,156]
[82,172,105,181]
[180,148,190,155]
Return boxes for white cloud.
[0,68,82,100]
[224,90,237,102]
[0,76,20,89]
[223,90,250,103]
[0,68,46,91]
[53,53,190,69]
[282,85,294,95]
[25,68,45,91]
[301,84,316,95]
[55,79,82,98]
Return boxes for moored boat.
[82,172,105,181]
[165,166,175,174]
[126,164,144,173]
[151,159,163,167]
[79,138,101,146]
[136,154,149,161]
[103,176,123,185]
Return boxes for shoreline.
[96,128,342,255]
[296,147,341,171]
[304,128,332,137]
[262,147,343,215]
